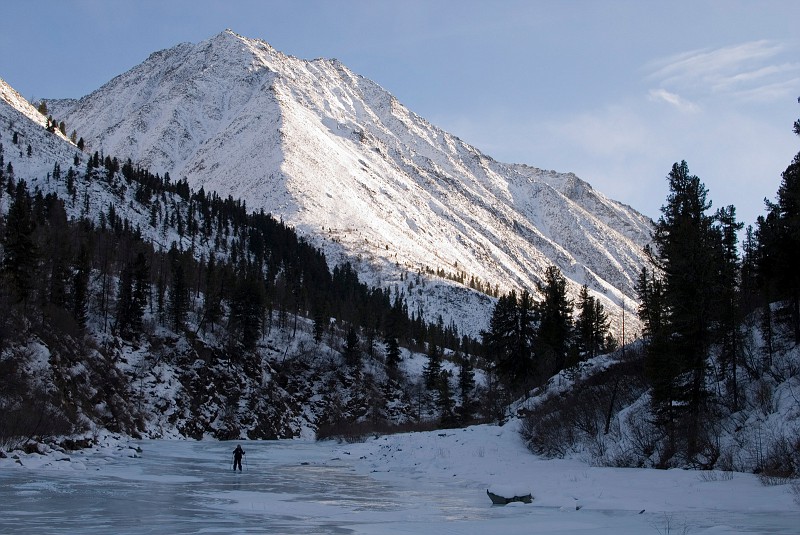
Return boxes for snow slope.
[1,77,76,176]
[51,29,653,336]
[1,76,188,264]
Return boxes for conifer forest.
[1,76,799,477]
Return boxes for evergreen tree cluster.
[419,342,477,426]
[483,265,613,395]
[1,107,504,444]
[519,100,800,475]
[0,149,476,359]
[419,264,500,297]
[36,100,79,145]
[633,99,800,468]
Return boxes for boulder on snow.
[487,488,533,505]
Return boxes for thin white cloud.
[710,63,799,92]
[648,40,782,83]
[648,89,699,113]
[733,77,800,103]
[645,40,800,102]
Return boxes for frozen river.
[2,433,799,534]
[4,440,496,534]
[2,440,392,534]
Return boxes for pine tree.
[168,248,189,331]
[592,299,611,353]
[483,290,536,390]
[572,285,611,364]
[646,160,726,461]
[758,101,800,343]
[484,291,518,362]
[228,268,265,352]
[132,252,150,322]
[422,343,443,390]
[343,326,361,368]
[740,225,760,315]
[313,308,325,344]
[715,205,743,409]
[384,335,401,371]
[456,351,476,423]
[516,290,536,384]
[47,254,69,308]
[574,285,593,355]
[2,181,38,303]
[202,254,222,331]
[436,369,455,425]
[116,252,149,338]
[534,265,573,380]
[115,262,136,336]
[636,266,665,339]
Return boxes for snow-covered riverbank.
[2,423,798,534]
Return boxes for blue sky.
[2,0,798,226]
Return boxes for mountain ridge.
[50,29,653,336]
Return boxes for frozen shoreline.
[2,423,798,534]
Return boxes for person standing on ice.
[232,444,245,471]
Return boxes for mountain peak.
[205,28,283,63]
[209,27,256,49]
[53,30,652,336]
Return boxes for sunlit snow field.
[2,422,798,534]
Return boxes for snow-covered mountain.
[0,77,426,439]
[50,29,652,336]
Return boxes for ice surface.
[2,424,798,534]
